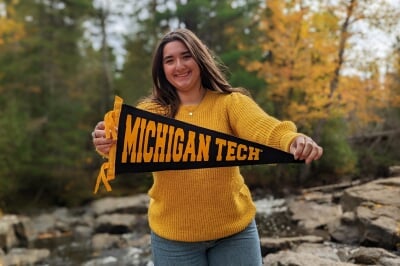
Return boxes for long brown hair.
[145,28,248,117]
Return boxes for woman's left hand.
[289,136,323,164]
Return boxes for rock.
[2,248,50,265]
[327,213,362,244]
[263,250,357,266]
[82,247,153,266]
[122,233,151,248]
[83,255,118,266]
[389,166,400,177]
[95,214,138,234]
[0,215,35,250]
[328,221,361,245]
[356,203,400,249]
[73,225,93,238]
[288,199,342,231]
[294,242,342,262]
[91,194,149,216]
[346,247,400,265]
[341,177,400,211]
[263,243,400,266]
[31,213,57,237]
[120,247,149,266]
[91,233,122,251]
[340,177,400,249]
[260,235,324,251]
[0,215,19,250]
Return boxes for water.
[254,197,304,238]
[33,235,93,265]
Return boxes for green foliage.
[0,98,30,206]
[115,34,154,104]
[317,118,357,177]
[0,0,99,211]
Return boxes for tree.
[246,0,400,179]
[0,0,98,209]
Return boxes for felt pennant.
[94,96,303,193]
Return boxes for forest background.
[0,0,399,212]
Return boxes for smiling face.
[162,41,202,100]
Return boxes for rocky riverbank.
[1,172,399,265]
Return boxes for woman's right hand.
[92,121,115,156]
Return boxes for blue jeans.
[151,219,262,266]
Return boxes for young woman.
[92,28,323,265]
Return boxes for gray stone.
[263,250,357,266]
[346,247,399,265]
[95,214,138,234]
[288,200,342,231]
[294,243,342,262]
[260,235,324,250]
[91,233,122,251]
[3,248,50,265]
[91,194,149,216]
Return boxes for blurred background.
[0,0,399,212]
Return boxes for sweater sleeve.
[226,92,301,152]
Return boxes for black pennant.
[94,96,303,193]
[115,104,302,173]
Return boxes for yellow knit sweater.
[137,90,300,242]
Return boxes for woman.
[92,28,323,265]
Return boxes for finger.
[305,146,319,164]
[94,129,105,139]
[94,141,113,154]
[306,145,324,164]
[300,141,315,160]
[96,121,105,130]
[93,137,113,146]
[315,146,323,160]
[294,137,306,159]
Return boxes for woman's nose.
[175,59,184,69]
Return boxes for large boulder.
[340,177,400,249]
